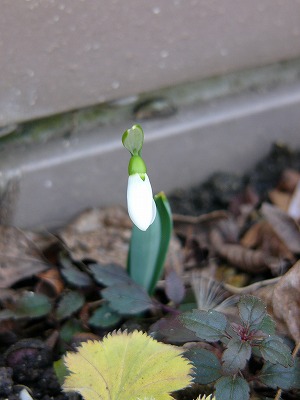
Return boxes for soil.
[0,142,300,400]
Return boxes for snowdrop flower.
[122,124,157,230]
[127,172,156,231]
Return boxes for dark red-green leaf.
[150,315,199,343]
[60,318,83,344]
[258,336,294,367]
[180,309,227,342]
[238,295,266,328]
[185,348,222,384]
[55,291,85,320]
[258,360,300,390]
[257,314,276,335]
[101,282,153,314]
[222,339,251,374]
[215,376,250,400]
[60,261,93,288]
[165,269,185,305]
[88,303,122,328]
[89,263,132,286]
[0,292,52,319]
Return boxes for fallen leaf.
[241,221,295,262]
[165,269,185,305]
[63,330,192,400]
[261,203,300,254]
[288,181,300,220]
[268,189,291,212]
[272,261,300,342]
[0,227,49,288]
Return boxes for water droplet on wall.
[44,180,53,188]
[111,81,120,89]
[26,69,35,77]
[160,50,169,58]
[152,7,161,14]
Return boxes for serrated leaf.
[101,282,153,314]
[258,360,300,390]
[215,376,250,400]
[222,339,251,374]
[257,314,276,335]
[128,192,172,294]
[60,262,93,288]
[258,336,294,367]
[180,309,227,342]
[165,269,185,305]
[238,295,266,328]
[89,263,131,286]
[88,303,122,328]
[60,319,83,344]
[55,291,85,320]
[4,291,52,319]
[54,358,69,386]
[63,330,193,400]
[185,348,222,384]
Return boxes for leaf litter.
[0,143,300,399]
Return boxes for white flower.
[127,173,156,231]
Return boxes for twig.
[223,277,280,294]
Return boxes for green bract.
[128,155,147,177]
[122,124,144,156]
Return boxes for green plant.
[122,125,172,294]
[180,295,300,400]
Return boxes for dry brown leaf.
[288,181,300,220]
[241,220,295,262]
[0,226,49,288]
[210,227,282,275]
[277,168,300,193]
[261,202,300,253]
[36,268,65,298]
[272,261,300,342]
[268,189,291,212]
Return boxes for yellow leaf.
[63,330,193,400]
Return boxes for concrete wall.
[1,0,300,126]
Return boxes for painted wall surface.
[1,0,300,126]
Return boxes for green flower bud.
[128,155,147,179]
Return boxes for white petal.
[127,173,156,231]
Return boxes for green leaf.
[60,319,83,344]
[122,124,144,156]
[54,358,69,386]
[89,263,131,286]
[63,330,192,400]
[102,282,153,314]
[258,360,300,390]
[257,313,276,335]
[258,336,294,367]
[180,309,228,342]
[128,192,172,294]
[55,291,85,320]
[238,295,266,328]
[89,303,122,328]
[185,348,222,384]
[215,376,250,400]
[60,258,93,288]
[4,292,52,319]
[222,339,251,374]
